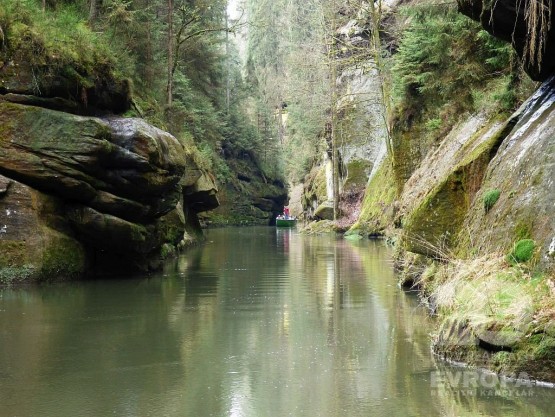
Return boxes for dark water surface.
[1,227,554,417]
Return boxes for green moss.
[349,158,396,236]
[344,232,363,241]
[526,334,555,359]
[403,171,469,255]
[491,351,512,368]
[344,159,371,192]
[483,189,501,213]
[300,220,338,235]
[1,0,129,109]
[0,241,27,267]
[514,220,532,240]
[507,239,535,264]
[160,243,176,260]
[39,234,86,280]
[0,265,37,285]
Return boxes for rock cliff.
[348,0,555,380]
[0,100,220,282]
[298,13,387,224]
[0,60,221,283]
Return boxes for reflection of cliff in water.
[2,227,555,417]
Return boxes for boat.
[276,216,297,227]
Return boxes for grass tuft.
[507,239,535,264]
[483,189,501,213]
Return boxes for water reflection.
[1,227,555,417]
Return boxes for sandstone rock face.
[390,77,555,272]
[183,171,219,213]
[398,111,510,255]
[0,103,218,281]
[0,176,86,283]
[0,102,187,222]
[300,16,388,222]
[461,76,555,272]
[458,0,555,81]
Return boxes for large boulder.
[0,102,217,280]
[314,201,335,220]
[0,102,187,222]
[183,171,219,213]
[398,111,511,255]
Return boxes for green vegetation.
[389,3,534,165]
[423,254,555,380]
[0,0,122,89]
[0,0,283,197]
[392,5,517,114]
[348,158,396,237]
[507,239,536,264]
[246,0,328,184]
[0,265,37,285]
[483,189,501,212]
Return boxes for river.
[1,227,554,416]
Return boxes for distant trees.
[246,0,331,183]
[245,0,389,219]
[63,0,272,182]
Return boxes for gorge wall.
[348,0,555,380]
[298,10,388,225]
[0,35,221,284]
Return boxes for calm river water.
[1,227,555,417]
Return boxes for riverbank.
[297,212,555,383]
[397,252,555,384]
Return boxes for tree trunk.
[369,0,393,164]
[89,0,100,23]
[145,0,153,91]
[225,6,230,114]
[166,0,174,107]
[330,0,340,220]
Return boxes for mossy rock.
[300,220,338,234]
[0,233,85,284]
[402,115,509,256]
[0,241,27,267]
[314,201,334,220]
[344,232,363,241]
[402,171,469,256]
[39,232,87,281]
[343,159,372,193]
[458,79,555,271]
[349,157,396,237]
